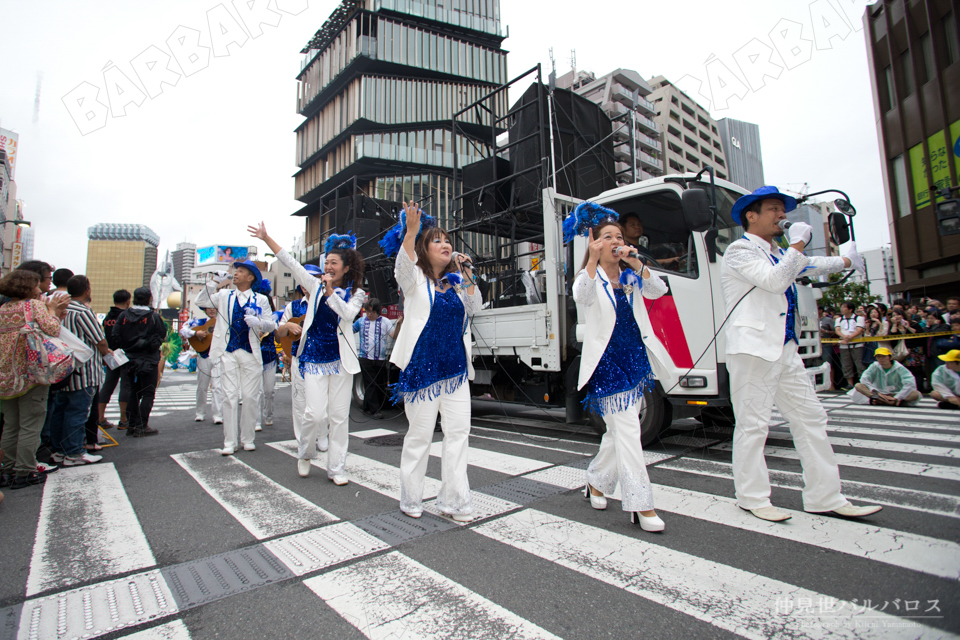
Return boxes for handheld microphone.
[777,219,793,230]
[451,251,473,268]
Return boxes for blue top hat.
[731,186,798,226]
[233,260,263,290]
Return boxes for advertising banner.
[909,119,960,208]
[11,242,23,269]
[0,129,18,177]
[196,245,249,265]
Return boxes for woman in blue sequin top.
[573,220,668,532]
[389,203,482,521]
[250,223,365,485]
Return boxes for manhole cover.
[366,434,406,446]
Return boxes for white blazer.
[720,233,846,362]
[389,249,482,377]
[573,266,669,390]
[195,285,276,364]
[276,249,363,375]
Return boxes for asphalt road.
[0,370,957,640]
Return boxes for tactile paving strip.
[476,476,567,504]
[353,511,458,546]
[422,491,521,524]
[524,465,586,490]
[13,570,177,640]
[659,436,721,448]
[264,523,388,576]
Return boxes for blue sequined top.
[392,287,467,404]
[299,294,341,376]
[226,295,253,354]
[770,253,799,345]
[289,299,308,354]
[259,311,282,365]
[583,289,655,416]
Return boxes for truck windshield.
[690,181,745,255]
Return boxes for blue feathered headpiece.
[256,278,272,296]
[378,209,437,258]
[562,201,620,244]
[324,232,357,254]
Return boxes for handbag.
[19,301,75,386]
[891,337,909,362]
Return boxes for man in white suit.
[196,261,276,455]
[721,186,881,522]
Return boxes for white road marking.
[657,457,960,518]
[711,442,960,482]
[766,426,960,444]
[303,551,563,640]
[26,463,157,596]
[350,428,397,439]
[429,441,552,475]
[172,450,337,539]
[475,510,945,640]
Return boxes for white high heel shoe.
[583,484,607,510]
[631,511,665,532]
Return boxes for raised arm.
[401,202,420,262]
[249,222,319,294]
[723,242,810,294]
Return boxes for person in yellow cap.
[930,349,960,410]
[850,347,921,406]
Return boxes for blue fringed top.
[299,294,341,376]
[583,289,655,416]
[392,287,467,404]
[226,295,253,354]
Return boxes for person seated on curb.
[930,349,960,410]
[849,347,921,407]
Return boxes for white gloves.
[787,221,813,246]
[843,240,865,275]
[213,271,231,284]
[244,315,263,331]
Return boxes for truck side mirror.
[682,189,713,232]
[829,212,850,245]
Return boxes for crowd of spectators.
[0,260,167,501]
[820,296,960,394]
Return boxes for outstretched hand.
[587,228,604,263]
[403,201,421,235]
[247,222,268,241]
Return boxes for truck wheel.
[352,374,365,409]
[586,388,673,446]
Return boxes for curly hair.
[0,270,41,300]
[415,227,459,283]
[326,248,365,294]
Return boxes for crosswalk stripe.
[767,425,960,444]
[656,457,960,519]
[119,619,192,639]
[429,441,553,476]
[778,411,960,431]
[710,443,960,482]
[266,440,442,502]
[26,464,157,597]
[470,432,597,457]
[474,509,947,640]
[171,450,338,539]
[820,418,960,434]
[350,428,397,439]
[303,551,563,640]
[763,434,959,459]
[819,405,960,422]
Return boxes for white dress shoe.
[195,416,205,422]
[401,509,422,519]
[743,506,792,522]
[451,513,475,523]
[297,459,311,477]
[820,503,882,518]
[330,474,348,486]
[583,484,607,510]
[318,436,329,452]
[220,447,235,456]
[265,420,273,426]
[243,443,256,452]
[213,418,223,425]
[631,512,665,532]
[255,425,262,432]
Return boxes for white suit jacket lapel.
[597,269,617,309]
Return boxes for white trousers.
[257,359,277,426]
[195,356,223,421]
[292,357,328,452]
[298,370,351,477]
[728,341,846,512]
[586,400,654,512]
[399,382,472,516]
[220,349,263,450]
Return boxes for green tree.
[818,272,880,311]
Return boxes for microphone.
[777,219,793,230]
[451,251,473,268]
[618,247,646,262]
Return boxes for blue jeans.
[49,386,98,456]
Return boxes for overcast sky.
[0,0,885,274]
